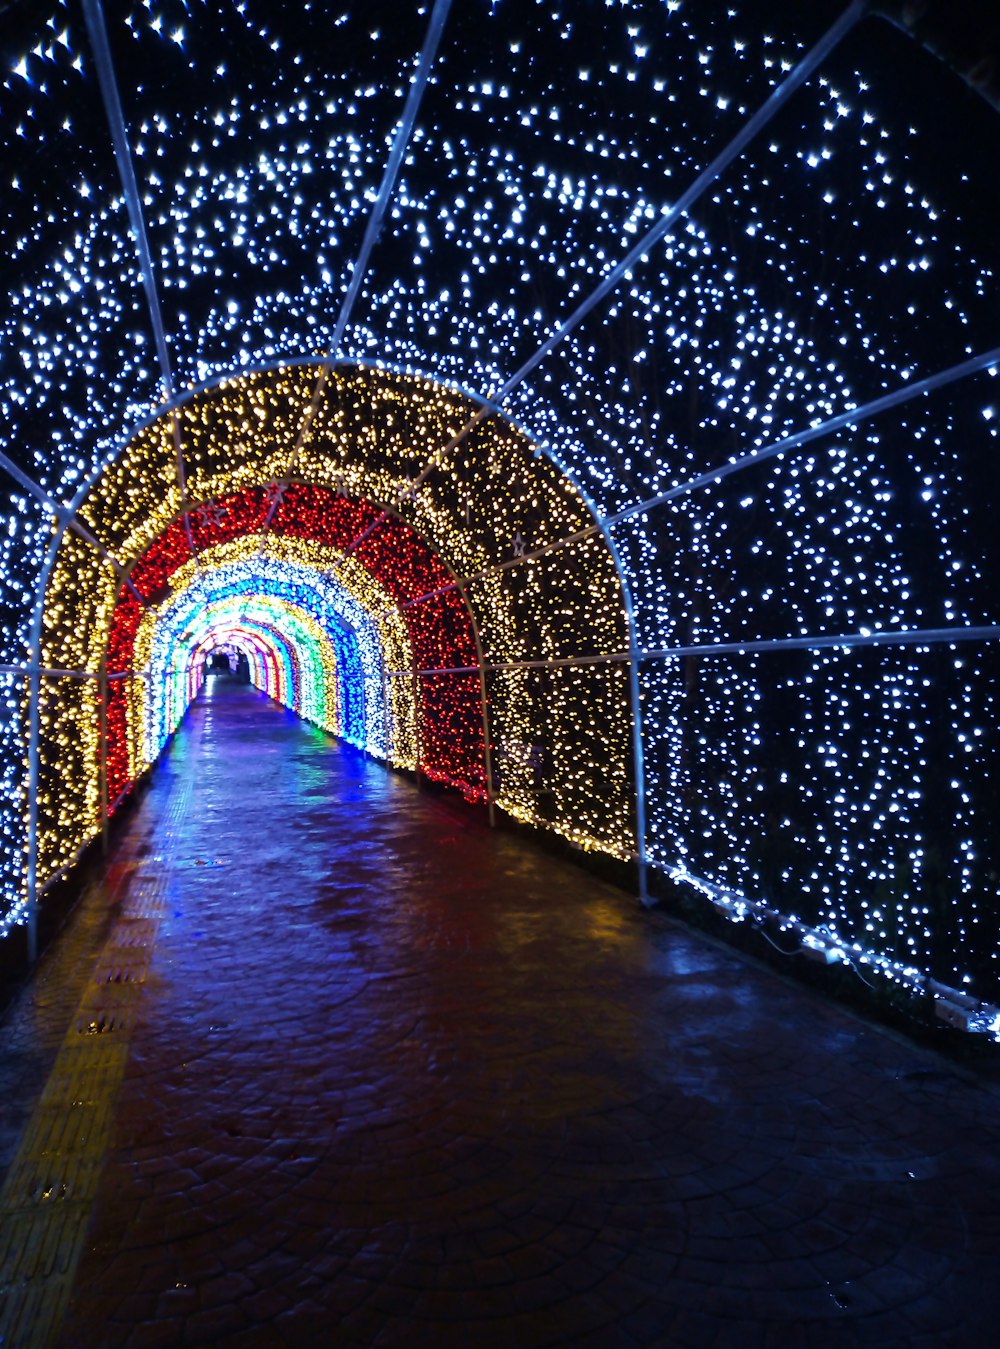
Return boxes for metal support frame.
[257,0,454,545]
[98,658,109,854]
[454,577,497,826]
[639,624,1000,660]
[380,663,392,761]
[411,665,423,786]
[57,330,1000,900]
[594,527,650,907]
[105,483,491,810]
[5,0,999,951]
[80,0,198,563]
[343,0,869,515]
[0,664,144,680]
[133,505,416,765]
[388,652,629,677]
[389,619,1000,675]
[2,665,93,679]
[24,525,65,963]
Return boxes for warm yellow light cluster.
[33,530,118,876]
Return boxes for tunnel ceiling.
[1,0,999,1032]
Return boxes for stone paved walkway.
[2,679,999,1347]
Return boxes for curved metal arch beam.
[172,565,364,664]
[39,353,645,883]
[57,356,504,526]
[163,537,407,656]
[184,485,497,803]
[80,0,197,563]
[195,625,271,670]
[261,0,456,537]
[46,329,999,904]
[205,607,364,744]
[871,0,1000,113]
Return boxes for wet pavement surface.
[2,677,1000,1346]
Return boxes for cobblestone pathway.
[1,679,999,1346]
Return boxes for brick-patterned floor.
[2,679,999,1346]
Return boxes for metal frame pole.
[381,661,392,760]
[455,578,497,826]
[411,665,422,785]
[25,524,66,962]
[597,533,651,908]
[80,0,198,562]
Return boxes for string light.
[0,6,998,1034]
[44,449,632,876]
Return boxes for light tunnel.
[36,373,636,902]
[2,1,1000,1038]
[142,553,399,764]
[153,590,358,760]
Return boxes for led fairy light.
[88,469,631,850]
[122,531,419,779]
[137,558,389,763]
[1,4,999,1030]
[147,590,340,757]
[0,670,26,938]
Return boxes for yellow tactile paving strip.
[0,780,187,1348]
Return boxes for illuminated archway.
[2,2,1000,1037]
[139,555,396,765]
[31,367,635,899]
